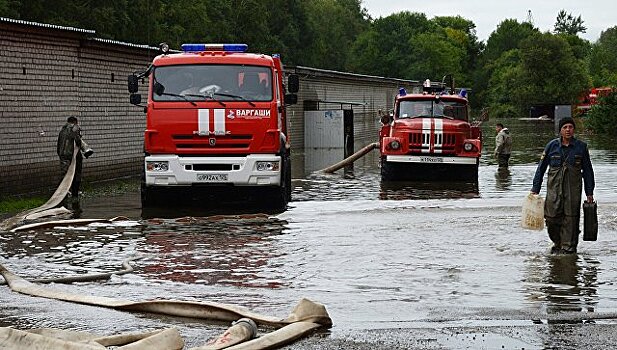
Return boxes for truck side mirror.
[287,74,299,93]
[284,94,298,105]
[380,114,392,125]
[128,74,139,93]
[130,93,142,105]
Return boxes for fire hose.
[0,146,333,349]
[320,142,379,174]
[0,146,80,232]
[0,262,331,349]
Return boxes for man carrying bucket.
[530,117,595,254]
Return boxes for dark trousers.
[498,153,510,168]
[546,215,580,253]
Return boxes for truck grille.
[409,132,457,153]
[173,134,252,149]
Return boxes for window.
[152,65,273,102]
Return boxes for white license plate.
[196,174,228,182]
[419,156,443,163]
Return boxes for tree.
[346,11,437,78]
[589,26,617,86]
[516,33,589,110]
[405,32,465,85]
[482,32,591,118]
[301,0,369,70]
[485,50,524,117]
[432,15,484,73]
[472,19,537,109]
[554,10,586,36]
[0,0,19,17]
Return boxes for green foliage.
[0,0,19,17]
[482,19,538,62]
[517,33,589,105]
[406,32,466,85]
[346,11,436,78]
[472,19,538,109]
[0,196,46,216]
[589,26,617,86]
[345,11,481,85]
[554,10,587,35]
[482,31,591,117]
[486,50,524,116]
[3,1,614,117]
[585,90,617,136]
[302,0,369,70]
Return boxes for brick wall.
[0,18,416,198]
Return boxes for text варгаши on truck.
[379,76,482,181]
[127,43,299,209]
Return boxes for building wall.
[0,18,415,198]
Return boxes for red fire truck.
[379,78,482,181]
[576,87,615,115]
[128,43,299,208]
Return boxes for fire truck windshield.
[152,64,273,102]
[398,100,467,121]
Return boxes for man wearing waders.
[531,117,595,254]
[57,117,93,205]
[494,123,512,168]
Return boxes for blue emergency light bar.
[181,43,248,52]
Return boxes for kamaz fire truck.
[379,78,482,181]
[128,43,299,208]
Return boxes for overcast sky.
[361,0,616,43]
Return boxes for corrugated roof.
[0,16,95,34]
[90,37,159,51]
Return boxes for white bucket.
[522,193,545,230]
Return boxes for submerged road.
[2,119,617,349]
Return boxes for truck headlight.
[464,143,474,151]
[389,140,401,150]
[256,161,280,171]
[146,161,169,172]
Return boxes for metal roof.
[0,16,95,34]
[0,17,160,52]
[90,37,159,51]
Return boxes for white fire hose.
[0,143,333,349]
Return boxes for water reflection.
[141,203,285,220]
[379,180,479,200]
[494,167,512,190]
[139,215,288,288]
[524,255,599,315]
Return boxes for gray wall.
[0,17,415,198]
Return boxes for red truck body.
[379,82,482,181]
[576,87,615,115]
[128,44,298,207]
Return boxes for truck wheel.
[380,157,396,181]
[269,152,291,211]
[140,169,159,207]
[140,173,151,207]
[284,153,292,203]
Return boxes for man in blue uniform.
[531,117,595,254]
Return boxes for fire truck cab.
[128,43,298,208]
[379,79,482,181]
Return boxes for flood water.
[2,118,617,348]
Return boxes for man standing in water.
[57,116,93,205]
[530,117,595,254]
[494,123,512,168]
